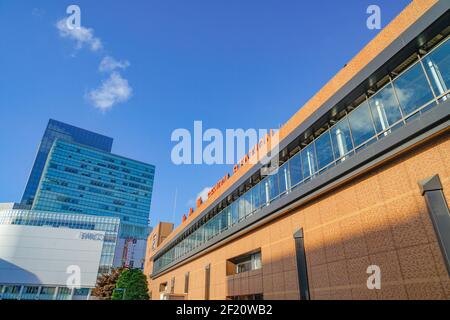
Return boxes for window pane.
[301,143,317,179]
[331,117,353,161]
[348,101,376,147]
[231,202,239,224]
[393,62,435,116]
[268,174,279,200]
[423,39,450,98]
[289,153,303,187]
[278,163,289,194]
[244,191,252,216]
[315,130,334,170]
[261,179,269,205]
[252,183,261,211]
[238,197,246,221]
[252,252,262,270]
[368,83,403,134]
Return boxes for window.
[231,202,239,225]
[315,130,334,171]
[289,153,303,187]
[3,285,21,294]
[40,287,56,296]
[252,183,262,211]
[348,101,376,148]
[423,39,450,99]
[267,174,279,201]
[301,143,317,179]
[368,83,403,135]
[24,286,39,294]
[261,178,269,205]
[393,62,435,117]
[229,250,262,275]
[330,117,353,161]
[278,162,290,194]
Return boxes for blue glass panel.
[289,153,302,187]
[330,117,353,161]
[267,174,279,201]
[252,183,262,210]
[314,130,334,170]
[278,163,289,194]
[244,191,252,216]
[260,179,269,206]
[301,143,317,179]
[231,202,239,225]
[348,101,376,147]
[393,62,435,117]
[423,39,450,98]
[368,83,403,134]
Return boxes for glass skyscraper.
[32,139,155,240]
[21,119,114,206]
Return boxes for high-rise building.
[32,139,155,240]
[21,119,113,206]
[17,119,155,269]
[145,0,450,300]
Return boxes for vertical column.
[205,264,211,300]
[419,175,450,276]
[294,228,310,300]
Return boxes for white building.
[0,208,120,300]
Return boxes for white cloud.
[87,72,132,110]
[99,56,130,73]
[56,18,102,52]
[196,187,212,204]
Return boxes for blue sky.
[0,0,411,227]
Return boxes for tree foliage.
[91,268,124,299]
[111,268,149,300]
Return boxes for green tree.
[111,268,149,300]
[92,268,125,300]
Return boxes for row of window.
[153,36,450,274]
[43,169,152,199]
[55,139,155,174]
[50,151,154,188]
[0,285,90,300]
[39,182,151,213]
[33,196,149,226]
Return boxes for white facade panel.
[0,225,104,287]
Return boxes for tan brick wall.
[148,131,450,300]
